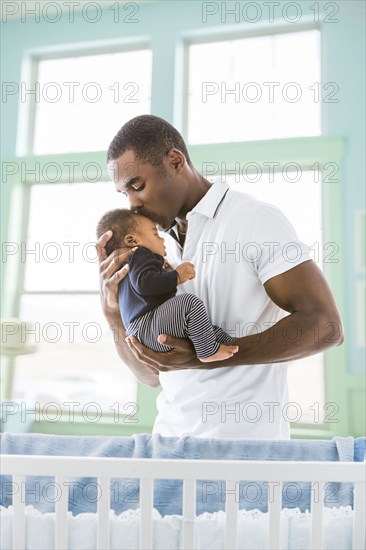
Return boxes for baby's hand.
[176,262,195,285]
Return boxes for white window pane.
[188,30,321,144]
[15,294,137,412]
[24,182,127,291]
[287,354,325,424]
[33,50,152,154]
[226,170,325,423]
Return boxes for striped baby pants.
[125,293,236,358]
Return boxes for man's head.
[107,114,193,169]
[107,115,194,231]
[96,208,166,257]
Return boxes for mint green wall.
[1,1,365,436]
[320,3,365,379]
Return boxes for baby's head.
[96,208,166,257]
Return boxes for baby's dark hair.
[96,208,139,257]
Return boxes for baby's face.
[133,216,167,256]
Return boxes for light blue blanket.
[0,433,364,516]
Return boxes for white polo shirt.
[153,178,311,439]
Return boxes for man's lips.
[137,210,175,230]
[138,209,156,219]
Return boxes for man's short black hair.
[96,208,139,257]
[107,114,193,167]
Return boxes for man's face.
[109,149,184,231]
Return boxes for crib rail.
[1,455,365,550]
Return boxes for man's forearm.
[204,311,343,369]
[107,314,161,387]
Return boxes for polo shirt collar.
[188,177,229,219]
[164,178,229,241]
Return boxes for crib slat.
[310,481,324,549]
[12,475,26,550]
[97,477,110,550]
[182,478,196,549]
[55,476,68,550]
[224,480,238,550]
[140,478,153,549]
[352,481,366,550]
[268,481,282,550]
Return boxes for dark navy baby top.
[118,246,178,327]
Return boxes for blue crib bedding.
[0,433,365,517]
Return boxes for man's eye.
[132,183,145,191]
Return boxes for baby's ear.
[124,234,138,247]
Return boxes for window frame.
[5,38,155,434]
[3,27,349,438]
[2,153,142,431]
[3,135,346,437]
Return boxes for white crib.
[1,455,365,550]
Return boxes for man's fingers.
[158,334,191,350]
[126,335,198,371]
[111,246,136,264]
[113,264,129,281]
[102,248,135,279]
[95,230,113,262]
[125,336,160,368]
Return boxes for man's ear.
[124,234,139,247]
[165,148,185,172]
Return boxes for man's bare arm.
[126,260,344,371]
[96,231,160,387]
[108,313,161,387]
[221,259,344,366]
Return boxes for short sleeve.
[243,204,312,285]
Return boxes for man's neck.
[176,174,213,235]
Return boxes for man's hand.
[125,334,204,371]
[96,230,135,321]
[96,231,160,386]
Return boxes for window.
[24,182,119,292]
[13,180,138,410]
[16,294,137,410]
[32,49,152,154]
[7,27,341,435]
[11,45,153,414]
[188,29,321,144]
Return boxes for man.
[96,114,344,439]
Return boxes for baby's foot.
[199,344,239,363]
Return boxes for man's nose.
[129,197,143,211]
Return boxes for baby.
[96,209,239,362]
